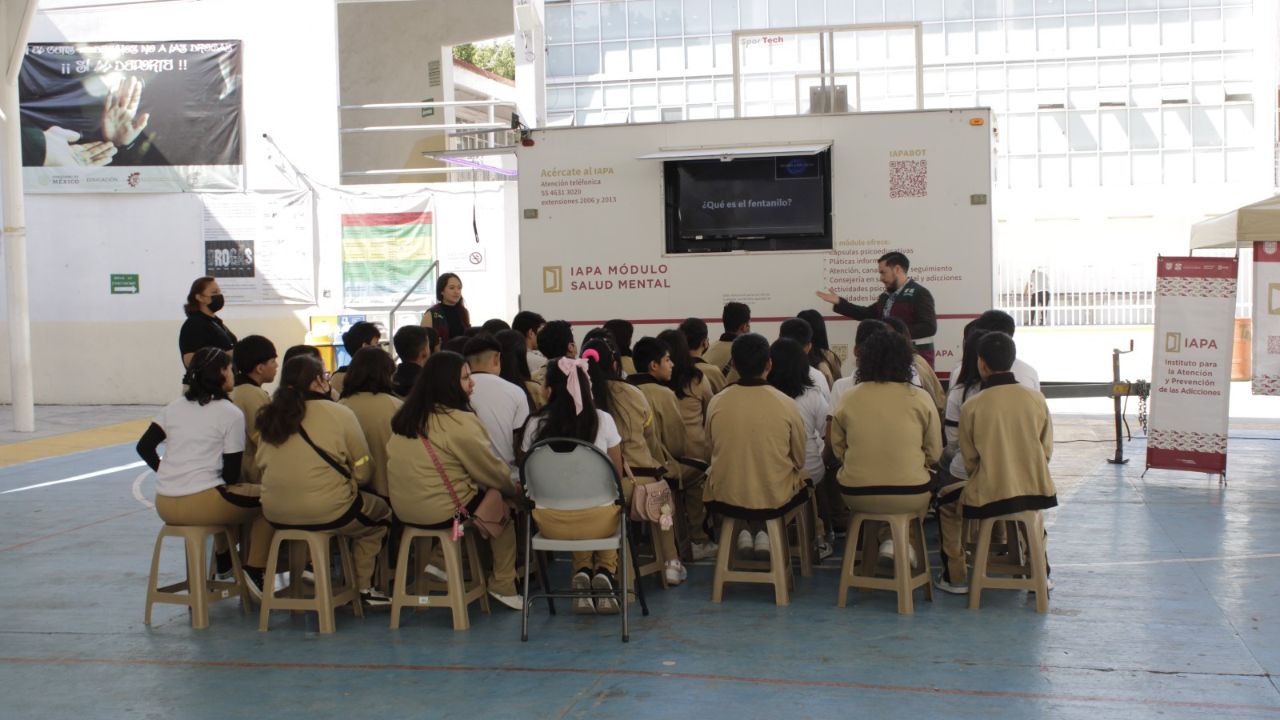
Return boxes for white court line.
[0,461,147,495]
[1052,553,1280,568]
[131,470,154,508]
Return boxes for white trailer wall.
[516,109,994,373]
[0,1,518,405]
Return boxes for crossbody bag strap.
[420,433,467,519]
[298,425,351,480]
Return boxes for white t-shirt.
[944,381,983,480]
[948,359,1040,393]
[792,384,829,484]
[469,373,531,480]
[808,366,831,403]
[1011,358,1040,392]
[829,375,855,414]
[521,409,621,456]
[152,397,245,498]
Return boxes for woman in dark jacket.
[421,272,471,343]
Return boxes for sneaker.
[215,551,233,581]
[690,540,719,561]
[424,564,448,582]
[664,560,687,585]
[877,539,918,567]
[593,570,620,615]
[934,576,969,595]
[241,567,265,602]
[488,590,523,611]
[816,540,835,561]
[877,539,894,562]
[753,530,771,559]
[571,569,595,615]
[360,588,392,608]
[736,529,754,558]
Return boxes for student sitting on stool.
[704,334,809,560]
[958,332,1056,587]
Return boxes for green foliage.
[452,40,515,81]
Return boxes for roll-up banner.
[1147,256,1238,475]
[20,41,243,193]
[1252,242,1280,396]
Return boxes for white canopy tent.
[1189,194,1280,250]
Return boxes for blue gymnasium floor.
[1,424,1279,719]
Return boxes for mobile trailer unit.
[516,108,994,373]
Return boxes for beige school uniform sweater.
[230,381,270,484]
[913,354,947,414]
[675,372,715,464]
[386,409,517,527]
[704,379,809,517]
[959,373,1057,518]
[606,380,663,474]
[702,338,734,375]
[629,375,688,482]
[339,391,403,499]
[258,398,372,527]
[694,358,727,394]
[830,381,942,496]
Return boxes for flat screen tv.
[664,150,833,253]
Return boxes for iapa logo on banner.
[1166,332,1182,353]
[543,266,563,293]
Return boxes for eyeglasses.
[321,371,332,380]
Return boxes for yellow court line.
[0,420,150,468]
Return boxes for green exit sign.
[110,274,139,294]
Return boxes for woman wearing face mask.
[421,272,471,344]
[179,276,237,371]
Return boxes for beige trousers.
[155,484,273,569]
[533,506,622,574]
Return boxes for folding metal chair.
[519,438,648,642]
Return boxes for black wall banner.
[20,40,243,193]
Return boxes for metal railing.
[996,253,1253,327]
[338,99,517,180]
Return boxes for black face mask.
[207,293,225,313]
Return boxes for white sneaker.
[753,530,771,558]
[424,564,448,582]
[878,539,918,567]
[934,576,969,595]
[878,539,895,562]
[664,560,687,585]
[690,540,719,561]
[488,590,523,611]
[592,571,620,615]
[360,587,392,608]
[736,529,754,558]
[571,570,594,615]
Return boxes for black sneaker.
[215,551,233,580]
[361,588,392,608]
[241,567,265,601]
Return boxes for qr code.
[890,160,928,198]
[1268,336,1280,354]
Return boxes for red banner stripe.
[1253,241,1280,263]
[340,212,432,227]
[1156,257,1238,279]
[1146,447,1227,474]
